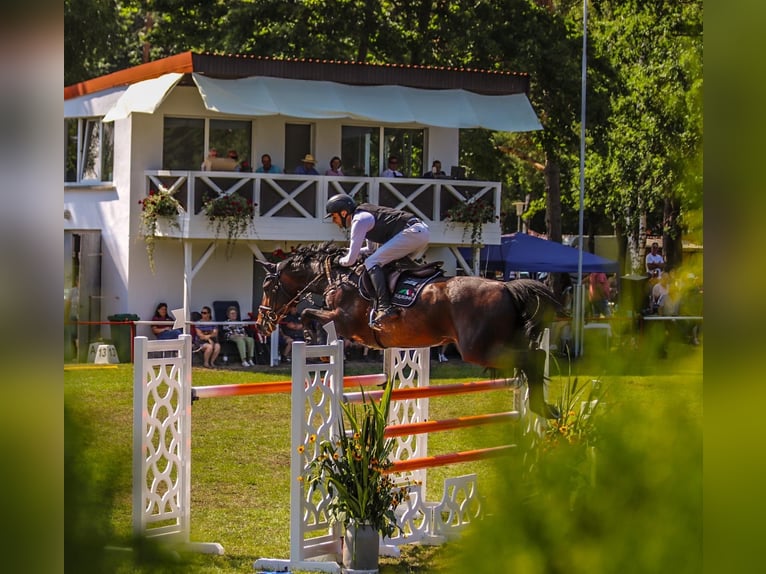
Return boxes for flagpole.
[574,0,588,357]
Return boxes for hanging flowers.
[203,193,256,257]
[139,186,183,273]
[446,197,499,246]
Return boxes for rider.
[325,194,430,329]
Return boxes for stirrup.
[369,307,396,329]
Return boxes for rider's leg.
[368,264,395,328]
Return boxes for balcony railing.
[144,170,502,246]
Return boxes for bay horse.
[256,243,561,418]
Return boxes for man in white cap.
[294,153,319,175]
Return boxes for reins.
[258,255,337,329]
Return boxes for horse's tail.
[504,279,562,347]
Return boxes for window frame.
[65,117,114,184]
[341,125,425,177]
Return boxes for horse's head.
[255,243,343,333]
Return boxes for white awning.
[64,86,127,118]
[102,73,184,122]
[192,73,542,132]
[83,71,541,131]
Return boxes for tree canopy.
[65,0,702,273]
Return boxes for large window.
[284,123,313,174]
[162,118,252,170]
[383,128,423,178]
[163,117,204,170]
[210,119,252,166]
[341,126,423,177]
[65,118,114,183]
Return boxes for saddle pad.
[391,270,443,308]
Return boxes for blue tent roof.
[459,233,619,276]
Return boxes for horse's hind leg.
[523,349,560,420]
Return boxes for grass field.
[65,341,702,573]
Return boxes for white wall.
[66,83,468,333]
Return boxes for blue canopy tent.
[459,233,619,278]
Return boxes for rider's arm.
[339,212,375,266]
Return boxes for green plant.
[304,382,405,538]
[139,187,182,273]
[203,193,256,256]
[524,376,604,510]
[446,197,498,246]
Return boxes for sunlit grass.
[65,342,701,573]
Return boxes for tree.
[587,0,703,273]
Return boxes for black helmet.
[325,194,357,217]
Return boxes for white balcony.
[144,171,503,246]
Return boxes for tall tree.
[588,0,703,273]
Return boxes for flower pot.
[342,522,379,573]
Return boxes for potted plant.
[446,196,499,246]
[304,382,404,572]
[203,193,256,257]
[139,187,183,272]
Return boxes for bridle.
[258,257,336,331]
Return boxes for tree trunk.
[544,157,561,243]
[544,156,564,299]
[662,195,683,271]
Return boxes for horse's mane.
[284,242,347,271]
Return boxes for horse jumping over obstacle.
[256,243,561,418]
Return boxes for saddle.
[358,259,444,308]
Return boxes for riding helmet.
[325,194,357,217]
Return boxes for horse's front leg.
[300,308,340,344]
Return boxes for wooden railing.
[144,170,503,246]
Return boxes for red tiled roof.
[65,51,530,100]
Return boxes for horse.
[256,243,561,418]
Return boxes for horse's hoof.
[530,401,561,420]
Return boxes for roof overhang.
[67,52,542,132]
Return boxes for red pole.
[344,379,515,403]
[383,411,519,438]
[384,445,515,473]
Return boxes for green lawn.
[65,342,702,573]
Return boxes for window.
[383,128,423,178]
[163,117,204,170]
[341,126,379,176]
[284,123,313,174]
[210,119,252,166]
[341,126,424,177]
[162,118,252,170]
[65,118,114,183]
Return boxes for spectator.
[151,302,183,340]
[645,242,665,278]
[279,304,304,362]
[325,156,344,176]
[195,306,221,368]
[651,271,679,316]
[294,153,319,175]
[423,160,447,179]
[380,155,404,178]
[256,153,282,174]
[222,305,256,367]
[588,272,611,318]
[200,148,218,171]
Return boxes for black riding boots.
[368,265,396,329]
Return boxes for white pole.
[574,0,588,357]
